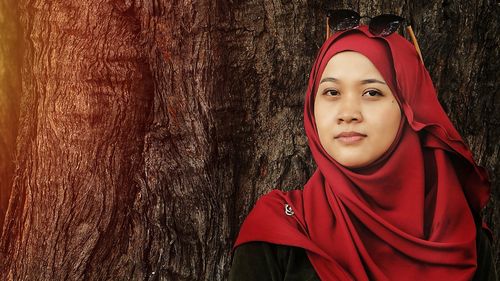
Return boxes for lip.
[334,131,367,144]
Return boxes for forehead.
[320,51,384,80]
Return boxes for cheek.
[370,104,401,143]
[314,102,337,135]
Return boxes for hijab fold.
[234,25,490,281]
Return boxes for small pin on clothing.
[285,204,294,216]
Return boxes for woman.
[229,24,497,280]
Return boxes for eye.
[323,89,339,96]
[362,89,383,97]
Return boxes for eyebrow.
[319,77,387,85]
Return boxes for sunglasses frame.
[325,9,424,65]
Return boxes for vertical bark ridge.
[1,0,153,279]
[0,0,22,230]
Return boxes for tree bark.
[0,0,153,279]
[0,0,498,280]
[0,0,22,230]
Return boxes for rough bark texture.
[0,0,498,280]
[0,0,153,279]
[0,0,21,230]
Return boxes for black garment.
[229,225,497,281]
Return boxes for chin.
[331,153,375,168]
[333,157,367,168]
[341,162,367,169]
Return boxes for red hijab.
[234,25,490,281]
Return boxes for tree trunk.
[0,0,154,279]
[0,0,498,280]
[0,0,22,230]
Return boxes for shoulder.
[229,242,320,281]
[233,188,310,247]
[248,188,306,224]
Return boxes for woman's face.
[314,51,401,169]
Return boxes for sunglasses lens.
[369,14,405,36]
[327,9,360,31]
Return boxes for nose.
[336,98,363,124]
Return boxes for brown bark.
[0,0,22,230]
[0,0,498,280]
[0,0,153,279]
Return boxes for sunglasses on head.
[325,9,424,64]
